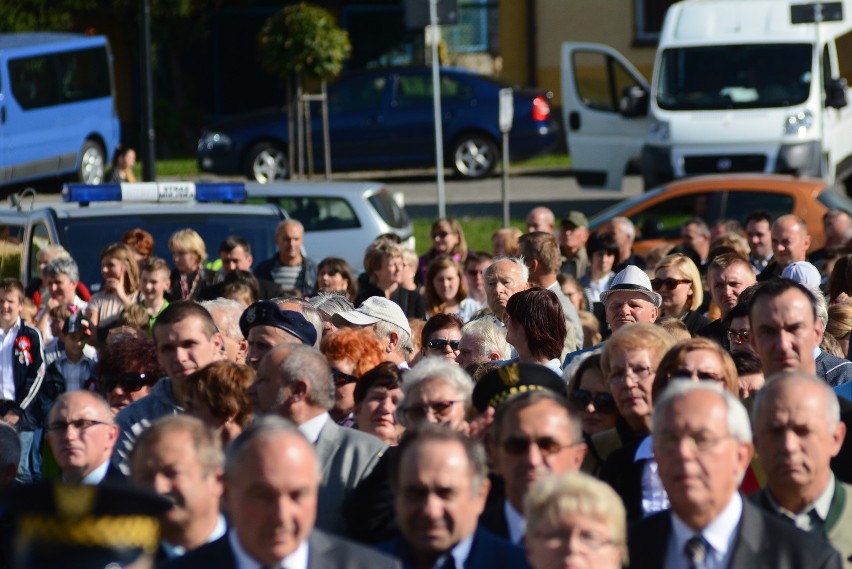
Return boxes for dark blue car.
[197,66,559,181]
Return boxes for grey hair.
[49,391,114,424]
[43,255,80,283]
[653,380,752,444]
[808,285,829,328]
[612,217,636,241]
[399,357,473,428]
[38,244,69,260]
[200,298,245,341]
[271,297,323,348]
[0,423,20,471]
[374,320,413,357]
[485,256,530,286]
[271,344,335,411]
[224,415,316,482]
[753,371,840,431]
[461,318,511,360]
[277,218,305,234]
[308,291,354,316]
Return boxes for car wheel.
[246,142,288,183]
[452,134,498,178]
[78,140,106,184]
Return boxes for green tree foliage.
[257,3,351,81]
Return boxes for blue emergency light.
[63,182,247,204]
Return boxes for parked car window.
[720,191,794,224]
[0,222,25,280]
[268,197,361,232]
[630,192,717,239]
[368,191,411,230]
[394,74,474,108]
[328,75,387,114]
[9,47,111,110]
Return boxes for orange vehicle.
[588,175,852,258]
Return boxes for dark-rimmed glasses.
[650,278,691,291]
[332,369,359,387]
[46,419,112,434]
[98,372,152,393]
[570,390,617,414]
[427,339,461,351]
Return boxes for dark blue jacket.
[378,527,530,569]
[5,320,45,431]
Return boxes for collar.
[543,358,563,374]
[815,346,822,360]
[766,475,835,526]
[634,435,654,461]
[161,514,228,559]
[228,528,308,569]
[0,317,21,337]
[671,493,743,561]
[432,532,475,569]
[503,499,526,544]
[298,412,329,444]
[77,459,110,485]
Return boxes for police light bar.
[62,182,247,203]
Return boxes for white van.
[561,0,852,191]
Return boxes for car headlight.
[197,132,232,152]
[784,110,813,137]
[648,120,670,143]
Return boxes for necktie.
[684,534,709,569]
[440,555,457,569]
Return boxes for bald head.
[771,215,811,269]
[526,207,555,234]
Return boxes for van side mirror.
[827,77,848,109]
[619,86,648,118]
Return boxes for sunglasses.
[427,339,461,351]
[650,278,691,291]
[432,231,451,239]
[332,369,359,387]
[570,389,617,414]
[726,328,751,344]
[402,400,462,421]
[98,372,153,393]
[500,436,579,459]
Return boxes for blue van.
[0,33,120,186]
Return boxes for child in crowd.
[0,278,45,483]
[42,313,96,397]
[43,305,72,366]
[139,257,171,331]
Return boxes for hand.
[467,407,495,442]
[2,412,19,426]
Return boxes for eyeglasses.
[726,328,751,344]
[332,369,359,387]
[427,339,461,352]
[533,528,616,551]
[46,418,112,434]
[98,372,153,393]
[501,436,581,459]
[402,400,462,421]
[656,431,733,455]
[670,369,724,383]
[432,231,451,239]
[608,365,655,385]
[570,390,617,414]
[650,278,691,291]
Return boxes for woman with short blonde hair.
[652,253,710,335]
[168,228,215,300]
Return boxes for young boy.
[139,257,171,331]
[0,278,45,482]
[45,314,96,393]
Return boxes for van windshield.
[657,44,812,110]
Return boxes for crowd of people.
[1,204,852,568]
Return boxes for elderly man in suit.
[45,391,125,485]
[628,381,841,569]
[382,426,530,569]
[752,372,852,567]
[163,416,400,569]
[247,344,385,535]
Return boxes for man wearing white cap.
[332,297,414,368]
[600,265,661,333]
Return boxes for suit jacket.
[161,529,401,569]
[628,498,843,569]
[314,419,386,535]
[98,462,129,486]
[479,475,510,541]
[379,527,530,569]
[598,420,648,522]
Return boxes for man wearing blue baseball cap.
[239,300,317,369]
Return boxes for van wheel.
[78,140,106,185]
[245,142,289,183]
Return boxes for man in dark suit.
[481,390,586,543]
[248,343,385,535]
[163,416,400,569]
[628,381,842,569]
[45,390,126,485]
[752,372,852,566]
[381,426,530,569]
[130,416,227,562]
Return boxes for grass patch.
[413,217,525,255]
[513,152,570,169]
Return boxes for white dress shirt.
[229,529,308,569]
[0,318,21,400]
[298,412,330,444]
[635,435,670,517]
[78,459,110,485]
[666,493,743,569]
[503,499,526,545]
[431,533,474,569]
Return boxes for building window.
[444,0,492,53]
[635,0,677,44]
